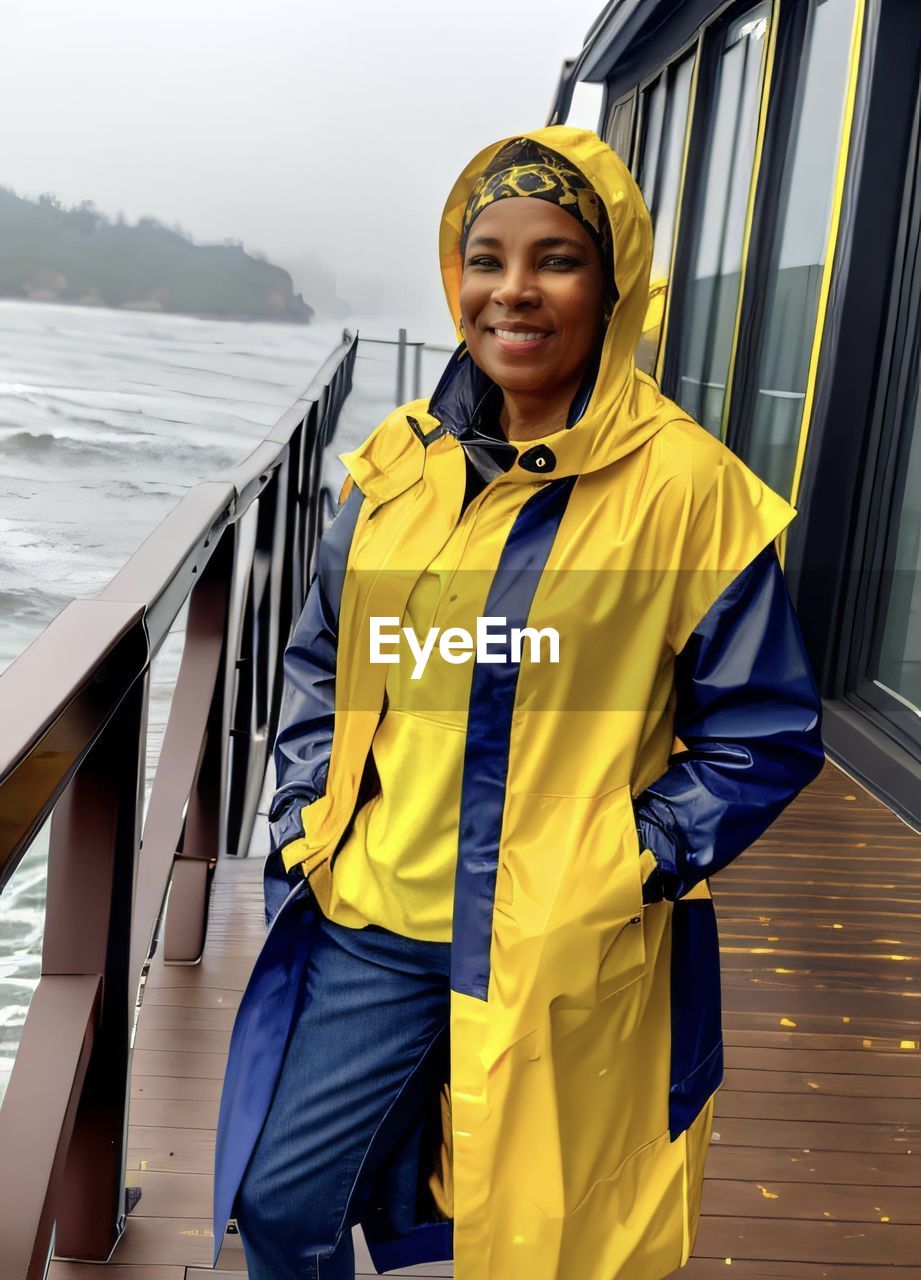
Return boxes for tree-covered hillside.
[0,187,313,323]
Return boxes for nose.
[490,259,540,310]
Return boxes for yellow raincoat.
[215,125,824,1279]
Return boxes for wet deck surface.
[48,759,921,1279]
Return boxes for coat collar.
[419,331,607,483]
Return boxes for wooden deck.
[48,759,921,1279]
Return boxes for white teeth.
[492,328,548,343]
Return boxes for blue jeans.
[235,910,452,1279]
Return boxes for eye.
[463,253,586,271]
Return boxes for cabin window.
[667,1,772,434]
[738,0,858,495]
[838,73,921,764]
[842,189,921,751]
[604,91,637,166]
[566,80,606,133]
[638,74,667,230]
[637,52,695,286]
[871,381,921,718]
[633,53,695,375]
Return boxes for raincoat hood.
[341,126,685,498]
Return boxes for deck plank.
[48,759,921,1276]
[131,1075,224,1102]
[48,1268,183,1280]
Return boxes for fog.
[0,0,605,342]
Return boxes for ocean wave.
[0,586,72,619]
[0,301,374,1095]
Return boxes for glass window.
[638,74,668,222]
[604,92,637,166]
[566,80,605,133]
[739,0,857,495]
[638,54,696,283]
[634,53,695,374]
[670,2,772,434]
[870,377,921,718]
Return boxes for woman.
[213,126,824,1280]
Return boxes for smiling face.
[459,196,607,401]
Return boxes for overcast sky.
[0,0,607,341]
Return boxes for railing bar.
[0,332,358,1270]
[0,975,100,1280]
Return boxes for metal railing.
[0,330,357,1279]
[358,329,454,405]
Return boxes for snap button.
[518,444,556,473]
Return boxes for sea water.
[0,298,446,1103]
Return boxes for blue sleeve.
[635,544,825,904]
[262,484,363,919]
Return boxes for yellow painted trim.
[781,0,867,562]
[654,34,704,384]
[719,0,781,443]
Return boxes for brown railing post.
[0,977,100,1280]
[162,527,236,962]
[225,468,286,862]
[46,669,147,1260]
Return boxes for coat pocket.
[596,789,652,1001]
[494,783,651,1012]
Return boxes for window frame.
[655,0,778,436]
[725,0,866,503]
[843,81,921,753]
[600,85,640,168]
[786,0,921,827]
[622,36,702,378]
[633,44,698,263]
